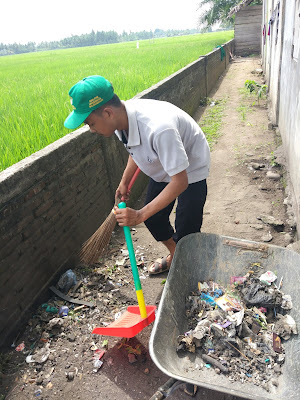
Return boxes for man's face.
[85,109,116,137]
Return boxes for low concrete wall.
[235,5,262,56]
[137,40,234,114]
[0,39,234,347]
[0,129,131,346]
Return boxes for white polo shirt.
[115,99,210,184]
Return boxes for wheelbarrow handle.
[149,378,198,399]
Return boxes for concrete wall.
[235,5,263,56]
[0,39,234,347]
[136,40,234,115]
[0,129,131,346]
[262,0,300,233]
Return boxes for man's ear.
[102,106,114,119]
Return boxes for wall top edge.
[0,125,89,184]
[135,39,234,100]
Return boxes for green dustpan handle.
[118,202,148,318]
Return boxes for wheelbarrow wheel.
[149,378,198,399]
[184,383,198,397]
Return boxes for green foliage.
[270,151,279,167]
[198,0,263,29]
[237,104,251,121]
[244,79,267,104]
[0,28,200,56]
[0,31,234,171]
[198,0,238,28]
[199,98,227,149]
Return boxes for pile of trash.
[176,266,298,391]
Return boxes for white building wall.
[263,0,300,232]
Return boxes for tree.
[198,0,262,29]
[0,28,201,56]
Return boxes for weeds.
[237,104,251,121]
[270,151,279,167]
[199,98,226,149]
[244,80,267,105]
[281,176,287,189]
[272,199,281,207]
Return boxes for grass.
[0,31,233,171]
[237,104,252,122]
[237,87,256,122]
[198,98,227,149]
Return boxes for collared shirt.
[115,99,210,183]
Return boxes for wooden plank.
[236,36,261,41]
[236,11,262,17]
[237,11,262,18]
[235,16,262,24]
[235,45,261,50]
[236,39,261,43]
[234,26,262,35]
[235,36,261,41]
[235,20,262,26]
[234,5,262,56]
[235,43,261,48]
[236,11,262,20]
[235,32,261,38]
[236,28,259,33]
[235,40,261,46]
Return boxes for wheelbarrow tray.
[149,233,300,400]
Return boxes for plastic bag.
[259,271,277,285]
[241,279,281,307]
[57,269,77,293]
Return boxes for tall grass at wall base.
[199,98,227,149]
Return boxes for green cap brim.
[64,110,92,130]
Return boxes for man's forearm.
[121,156,138,185]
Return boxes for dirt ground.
[1,57,296,400]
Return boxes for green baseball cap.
[64,75,114,129]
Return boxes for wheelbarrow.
[149,233,300,400]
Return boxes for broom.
[79,167,141,264]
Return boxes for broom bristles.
[80,210,117,264]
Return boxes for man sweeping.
[64,75,210,275]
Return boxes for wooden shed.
[229,0,263,56]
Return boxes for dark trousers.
[144,179,207,243]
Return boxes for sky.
[0,0,202,45]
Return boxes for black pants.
[144,179,207,243]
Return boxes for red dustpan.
[92,305,156,338]
[92,202,156,338]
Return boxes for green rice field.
[0,31,233,171]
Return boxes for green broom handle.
[118,201,147,318]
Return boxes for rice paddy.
[0,31,233,171]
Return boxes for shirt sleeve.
[153,128,189,177]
